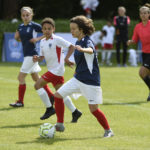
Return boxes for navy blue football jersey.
[17,21,42,57]
[74,36,100,86]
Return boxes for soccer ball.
[39,123,55,138]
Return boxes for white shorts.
[57,77,103,104]
[20,56,41,74]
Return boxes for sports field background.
[0,62,150,150]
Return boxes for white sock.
[64,96,76,113]
[101,50,106,62]
[106,51,112,63]
[37,88,52,108]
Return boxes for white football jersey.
[102,25,115,44]
[40,34,71,76]
[90,31,102,46]
[81,0,99,11]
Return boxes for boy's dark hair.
[102,30,107,36]
[41,17,55,27]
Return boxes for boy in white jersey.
[33,18,82,122]
[101,19,115,66]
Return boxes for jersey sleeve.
[86,39,95,51]
[56,37,72,48]
[32,22,42,32]
[113,16,117,26]
[132,25,139,43]
[127,16,130,25]
[17,24,22,31]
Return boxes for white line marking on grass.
[104,99,150,112]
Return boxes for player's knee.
[54,92,63,99]
[139,68,147,79]
[34,82,40,90]
[17,75,24,83]
[89,104,98,113]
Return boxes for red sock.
[43,85,54,104]
[92,109,110,130]
[54,97,64,123]
[43,85,54,97]
[18,84,26,104]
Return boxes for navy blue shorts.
[142,53,150,69]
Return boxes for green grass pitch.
[0,62,150,150]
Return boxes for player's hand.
[127,40,133,46]
[65,58,75,68]
[30,38,38,44]
[33,55,39,62]
[75,45,83,52]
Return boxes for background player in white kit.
[80,0,99,18]
[101,19,115,66]
[90,30,106,50]
[33,18,82,122]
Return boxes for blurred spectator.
[80,0,99,18]
[127,6,150,101]
[114,6,130,67]
[128,49,137,67]
[101,19,115,66]
[90,29,106,50]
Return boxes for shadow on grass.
[0,107,23,111]
[16,135,102,145]
[103,101,147,106]
[1,123,42,129]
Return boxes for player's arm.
[127,26,138,46]
[30,35,45,43]
[33,55,44,62]
[75,45,93,54]
[65,45,75,68]
[14,30,21,42]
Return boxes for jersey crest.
[49,43,52,48]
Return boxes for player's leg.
[54,83,82,123]
[116,40,121,66]
[31,72,54,105]
[9,72,27,107]
[54,77,80,131]
[139,66,150,101]
[106,50,112,66]
[101,50,106,65]
[122,40,128,66]
[80,83,113,138]
[85,8,91,18]
[34,77,55,120]
[64,96,82,123]
[89,104,113,137]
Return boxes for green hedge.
[0,19,138,61]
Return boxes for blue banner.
[3,32,23,62]
[2,32,76,62]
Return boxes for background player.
[114,6,130,67]
[80,0,99,18]
[101,19,115,66]
[127,6,150,102]
[33,18,82,122]
[9,7,53,108]
[54,15,114,138]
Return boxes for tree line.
[0,0,149,20]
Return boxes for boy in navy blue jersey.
[9,7,54,109]
[54,15,114,138]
